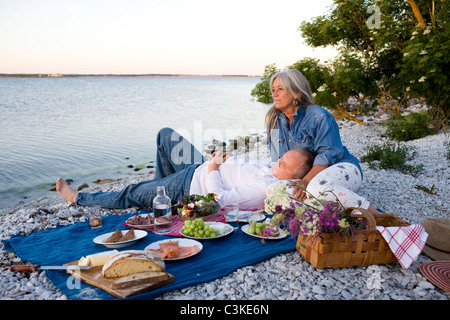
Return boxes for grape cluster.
[181,218,219,238]
[247,220,267,235]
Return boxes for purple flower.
[268,194,365,239]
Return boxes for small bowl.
[177,204,220,221]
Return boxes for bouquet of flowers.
[177,193,220,220]
[264,181,367,240]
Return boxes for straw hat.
[419,261,450,293]
[422,218,450,261]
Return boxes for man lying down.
[56,127,314,210]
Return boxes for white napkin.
[376,225,428,269]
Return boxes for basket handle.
[345,207,377,231]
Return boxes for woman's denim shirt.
[268,104,362,175]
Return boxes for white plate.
[241,224,287,240]
[124,213,154,229]
[93,229,147,248]
[225,211,265,223]
[180,222,233,240]
[247,213,266,223]
[145,239,203,261]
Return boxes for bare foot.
[56,177,78,204]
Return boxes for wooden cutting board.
[64,261,174,299]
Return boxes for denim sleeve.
[267,129,281,162]
[312,114,345,167]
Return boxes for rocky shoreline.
[0,119,449,300]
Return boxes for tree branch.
[429,0,436,29]
[407,0,427,28]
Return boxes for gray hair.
[265,69,315,136]
[291,148,315,179]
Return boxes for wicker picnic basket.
[296,207,410,269]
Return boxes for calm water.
[0,76,270,209]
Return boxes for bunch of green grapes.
[181,218,219,238]
[247,220,267,235]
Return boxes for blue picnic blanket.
[3,212,297,300]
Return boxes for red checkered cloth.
[376,225,428,269]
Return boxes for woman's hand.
[290,179,309,200]
[289,164,328,200]
[208,149,230,173]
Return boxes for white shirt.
[189,156,278,210]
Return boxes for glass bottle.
[152,186,172,234]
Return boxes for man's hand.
[208,149,230,173]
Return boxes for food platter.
[124,213,154,229]
[225,211,265,223]
[145,239,203,261]
[241,224,287,240]
[180,222,233,240]
[93,229,147,248]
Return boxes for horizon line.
[0,73,262,78]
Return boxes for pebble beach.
[1,117,449,301]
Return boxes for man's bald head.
[271,148,314,180]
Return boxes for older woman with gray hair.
[265,69,380,215]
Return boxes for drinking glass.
[224,204,240,230]
[88,206,102,229]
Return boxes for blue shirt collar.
[278,106,305,125]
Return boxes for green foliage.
[373,0,450,112]
[251,0,449,128]
[397,26,450,110]
[300,0,376,54]
[286,58,328,93]
[286,58,340,108]
[360,142,424,176]
[250,63,279,103]
[384,111,436,141]
[251,55,378,111]
[317,52,378,109]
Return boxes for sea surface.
[0,76,270,209]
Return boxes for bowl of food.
[177,193,220,221]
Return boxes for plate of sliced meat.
[125,213,154,229]
[145,239,203,261]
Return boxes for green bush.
[251,0,449,126]
[360,142,423,176]
[250,63,278,104]
[384,111,435,141]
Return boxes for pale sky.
[0,0,338,75]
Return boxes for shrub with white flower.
[265,181,292,214]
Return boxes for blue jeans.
[76,128,205,208]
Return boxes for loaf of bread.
[111,271,169,290]
[101,250,165,278]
